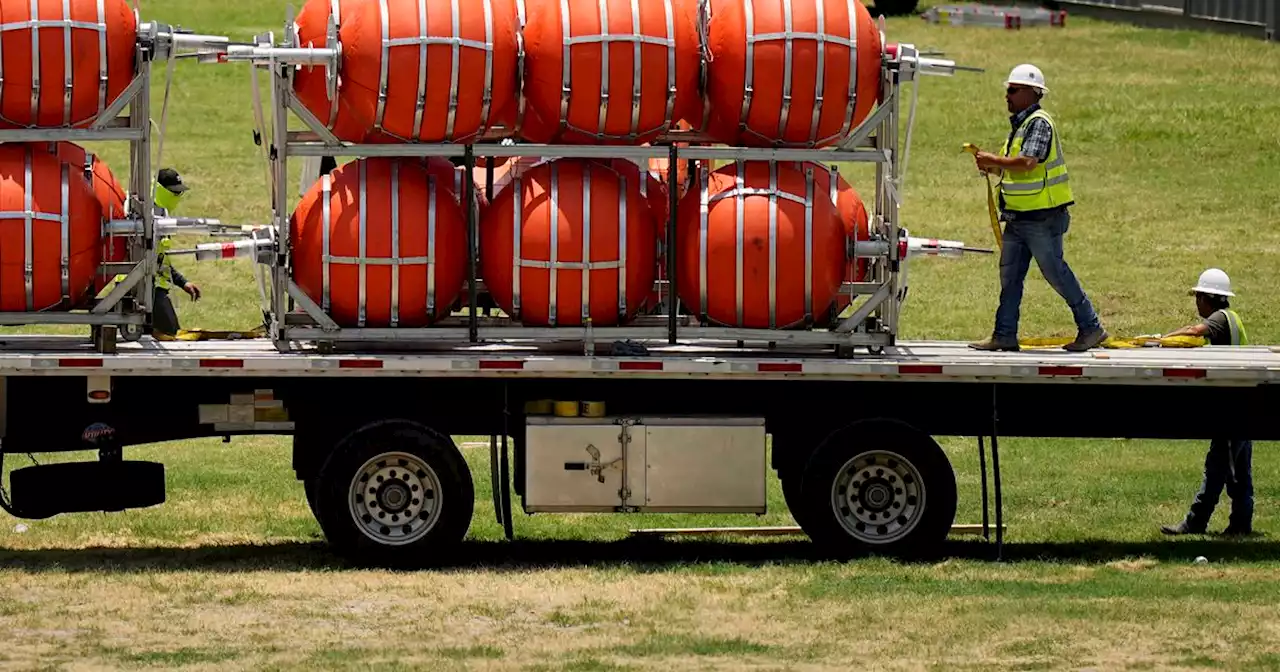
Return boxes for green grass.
[2,0,1280,669]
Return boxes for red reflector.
[339,359,383,369]
[758,362,802,373]
[619,361,663,371]
[1164,368,1207,379]
[1038,366,1083,376]
[88,390,110,400]
[59,358,103,367]
[200,359,244,368]
[479,360,524,370]
[899,364,943,375]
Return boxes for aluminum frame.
[244,21,930,356]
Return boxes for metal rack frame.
[233,20,952,355]
[0,20,229,352]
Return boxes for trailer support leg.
[978,435,990,541]
[991,385,1005,561]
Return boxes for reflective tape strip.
[321,174,332,312]
[390,161,401,326]
[1001,173,1069,192]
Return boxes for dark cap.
[156,167,189,193]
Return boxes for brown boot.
[968,336,1020,352]
[1064,327,1108,352]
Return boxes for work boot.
[1221,525,1254,537]
[1064,327,1108,352]
[968,336,1019,352]
[1161,521,1206,536]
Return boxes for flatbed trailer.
[1,336,1276,565]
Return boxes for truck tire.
[796,420,955,559]
[313,420,475,567]
[874,0,919,16]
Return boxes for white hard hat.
[1005,64,1048,93]
[1190,268,1234,297]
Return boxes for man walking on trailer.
[1161,268,1254,537]
[148,168,202,336]
[968,64,1107,353]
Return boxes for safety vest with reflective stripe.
[155,236,174,292]
[1217,308,1248,346]
[1000,109,1074,212]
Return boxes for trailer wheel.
[797,421,955,558]
[314,421,474,567]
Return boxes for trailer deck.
[0,336,1276,385]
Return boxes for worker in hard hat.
[1161,268,1253,536]
[148,168,202,336]
[968,64,1107,353]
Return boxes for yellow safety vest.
[155,238,174,291]
[1219,308,1248,346]
[1000,109,1074,212]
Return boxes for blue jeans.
[993,208,1101,339]
[1184,438,1254,531]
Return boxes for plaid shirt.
[998,103,1064,218]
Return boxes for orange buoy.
[791,162,870,322]
[0,0,138,129]
[518,0,702,144]
[291,157,469,327]
[293,0,520,144]
[48,142,129,290]
[421,157,491,224]
[698,0,883,148]
[676,161,847,328]
[480,159,656,326]
[0,144,103,311]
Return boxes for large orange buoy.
[0,0,138,129]
[49,143,129,291]
[676,161,847,328]
[698,0,883,148]
[791,162,870,322]
[480,159,656,326]
[292,0,520,144]
[518,0,702,144]
[0,145,103,311]
[291,158,469,327]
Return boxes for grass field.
[3,0,1280,669]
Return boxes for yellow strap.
[153,325,268,341]
[962,143,1003,251]
[1017,335,1206,350]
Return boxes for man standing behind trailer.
[968,64,1107,353]
[1161,268,1253,537]
[148,168,202,336]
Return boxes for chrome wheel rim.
[830,450,925,545]
[348,451,442,546]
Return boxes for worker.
[968,64,1107,353]
[148,168,202,336]
[1161,268,1253,536]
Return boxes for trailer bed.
[0,336,1276,385]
